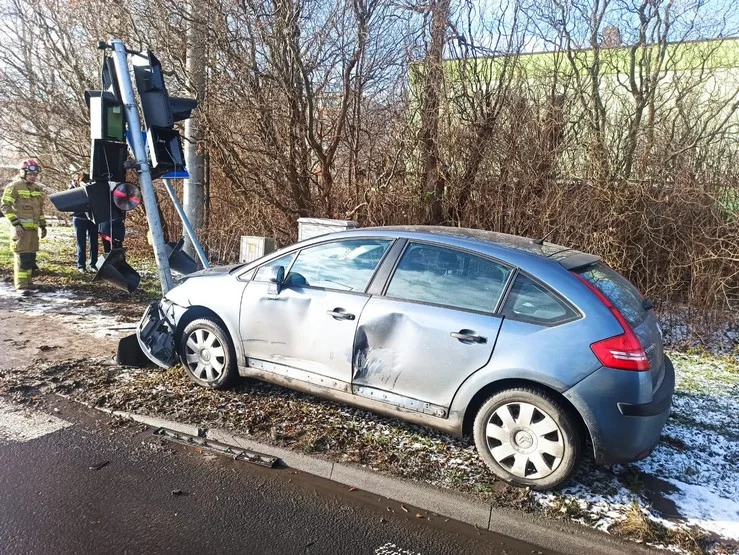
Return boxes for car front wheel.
[179,318,237,389]
[473,387,582,490]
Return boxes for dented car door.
[352,243,511,415]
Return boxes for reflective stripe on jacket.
[1,178,45,229]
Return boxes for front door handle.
[327,309,355,321]
[450,330,487,344]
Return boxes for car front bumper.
[564,355,676,465]
[136,300,180,369]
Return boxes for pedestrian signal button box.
[240,236,276,263]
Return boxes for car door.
[352,242,512,414]
[240,238,393,388]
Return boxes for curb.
[102,408,653,555]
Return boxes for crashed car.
[137,226,674,490]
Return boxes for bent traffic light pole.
[110,39,174,293]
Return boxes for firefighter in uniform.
[1,159,46,292]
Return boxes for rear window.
[501,273,579,326]
[576,263,646,328]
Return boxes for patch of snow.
[659,307,738,361]
[532,351,739,547]
[663,480,739,540]
[0,399,72,444]
[1,282,136,338]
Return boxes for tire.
[473,387,582,490]
[179,318,237,389]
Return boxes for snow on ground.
[3,280,738,549]
[0,398,72,445]
[0,281,136,339]
[537,351,739,546]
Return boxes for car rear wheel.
[473,387,582,490]
[179,318,237,389]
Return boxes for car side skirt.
[240,359,460,437]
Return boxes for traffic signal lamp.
[132,52,197,127]
[86,91,125,142]
[88,138,127,182]
[111,182,142,212]
[49,181,141,225]
[49,180,143,292]
[148,128,186,180]
[86,57,128,181]
[132,51,197,175]
[93,248,141,293]
[166,238,198,275]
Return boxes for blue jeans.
[73,217,99,269]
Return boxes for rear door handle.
[327,309,355,321]
[450,330,487,344]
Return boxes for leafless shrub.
[1,0,737,340]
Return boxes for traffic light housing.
[49,181,141,225]
[132,51,197,175]
[147,128,186,179]
[166,238,198,275]
[49,180,142,293]
[93,248,141,293]
[86,57,128,181]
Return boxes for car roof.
[339,225,598,269]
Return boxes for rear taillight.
[573,273,650,372]
[590,333,649,371]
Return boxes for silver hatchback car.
[137,226,674,489]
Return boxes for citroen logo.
[515,430,534,449]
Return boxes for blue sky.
[451,0,739,56]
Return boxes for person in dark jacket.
[70,172,98,272]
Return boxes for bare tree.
[0,0,106,179]
[415,0,451,224]
[444,0,530,224]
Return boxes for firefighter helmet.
[19,159,41,177]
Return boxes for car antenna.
[532,228,557,245]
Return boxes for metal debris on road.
[153,426,278,468]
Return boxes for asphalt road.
[0,397,558,555]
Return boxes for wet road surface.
[0,396,559,554]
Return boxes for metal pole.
[163,178,210,268]
[183,0,206,259]
[110,39,174,293]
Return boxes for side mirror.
[266,265,285,295]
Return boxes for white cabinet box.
[297,218,359,241]
[239,236,276,263]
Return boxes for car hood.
[184,263,243,279]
